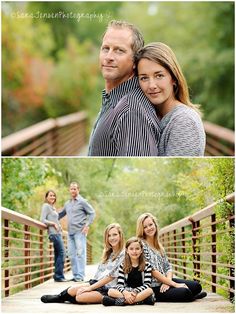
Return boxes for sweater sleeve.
[40,204,51,225]
[163,253,172,274]
[134,263,152,293]
[164,114,206,156]
[115,264,126,293]
[107,251,125,278]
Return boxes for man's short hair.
[70,181,80,189]
[104,20,144,56]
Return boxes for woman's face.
[138,58,175,107]
[107,227,120,249]
[143,216,157,238]
[46,192,56,205]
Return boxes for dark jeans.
[49,234,65,280]
[153,278,202,302]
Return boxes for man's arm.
[81,199,95,235]
[82,199,96,226]
[58,206,67,220]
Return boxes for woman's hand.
[53,223,59,232]
[160,283,170,293]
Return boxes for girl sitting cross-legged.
[41,223,125,304]
[102,237,155,306]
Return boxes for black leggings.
[153,278,202,302]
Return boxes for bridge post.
[39,230,44,284]
[229,214,235,301]
[191,220,201,281]
[211,214,217,293]
[4,219,10,297]
[181,226,187,278]
[173,230,177,274]
[24,225,31,289]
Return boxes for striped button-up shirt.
[88,77,160,156]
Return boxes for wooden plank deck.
[2,265,234,314]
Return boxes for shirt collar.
[102,76,139,108]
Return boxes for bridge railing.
[203,121,235,156]
[160,193,235,302]
[1,111,88,156]
[1,113,235,156]
[1,207,93,297]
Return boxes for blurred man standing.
[59,182,95,282]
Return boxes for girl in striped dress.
[103,237,155,306]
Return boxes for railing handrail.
[1,207,47,230]
[203,121,235,144]
[1,113,235,156]
[160,193,235,234]
[1,111,87,152]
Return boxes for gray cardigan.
[158,104,206,156]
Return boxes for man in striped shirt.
[88,20,160,156]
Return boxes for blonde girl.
[137,213,206,302]
[41,223,125,304]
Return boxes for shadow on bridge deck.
[2,265,234,314]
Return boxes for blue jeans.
[49,234,65,280]
[68,232,86,280]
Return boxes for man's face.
[69,184,79,198]
[99,27,134,89]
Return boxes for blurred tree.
[27,1,122,56]
[2,158,52,216]
[44,36,100,118]
[2,3,55,135]
[120,1,234,129]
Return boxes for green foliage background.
[2,157,234,261]
[2,1,234,137]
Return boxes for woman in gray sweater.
[136,42,206,156]
[41,190,66,282]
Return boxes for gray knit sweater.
[158,104,206,156]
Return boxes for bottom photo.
[1,157,235,313]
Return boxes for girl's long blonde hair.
[101,223,124,263]
[123,237,146,274]
[136,213,165,256]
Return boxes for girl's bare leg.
[135,288,153,302]
[68,283,89,296]
[76,291,103,304]
[108,289,123,298]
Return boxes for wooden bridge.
[1,193,235,313]
[1,111,235,156]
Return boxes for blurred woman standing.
[41,190,66,282]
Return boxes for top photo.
[2,1,234,157]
